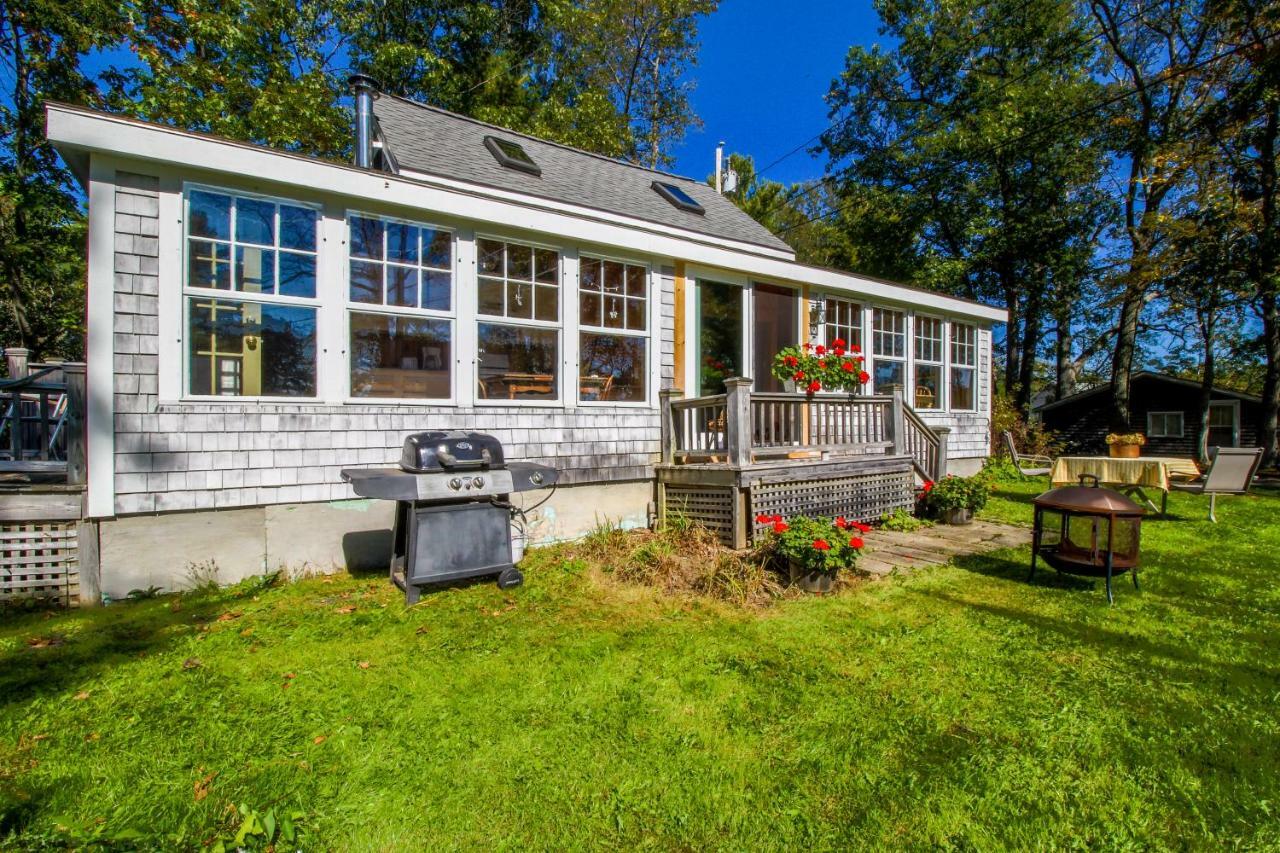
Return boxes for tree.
[819,0,1110,413]
[0,0,124,359]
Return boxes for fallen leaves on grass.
[73,691,90,701]
[215,612,242,622]
[193,769,216,802]
[357,661,371,670]
[26,636,64,649]
[239,627,254,637]
[182,658,203,670]
[334,606,356,615]
[84,732,100,742]
[313,735,326,745]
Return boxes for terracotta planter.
[941,507,974,525]
[789,559,836,594]
[1109,443,1141,459]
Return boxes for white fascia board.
[47,105,1008,325]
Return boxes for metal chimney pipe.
[348,74,381,169]
[715,141,724,193]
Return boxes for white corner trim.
[86,155,117,518]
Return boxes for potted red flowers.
[771,339,869,397]
[757,513,868,593]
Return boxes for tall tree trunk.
[1261,290,1280,468]
[1002,283,1021,400]
[1197,311,1216,466]
[1109,281,1143,431]
[1016,300,1041,414]
[1055,311,1076,400]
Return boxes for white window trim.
[576,251,654,407]
[871,306,907,396]
[180,182,325,402]
[472,232,565,408]
[949,320,978,413]
[912,313,945,411]
[342,209,458,405]
[1207,399,1241,446]
[1147,411,1185,438]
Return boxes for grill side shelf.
[340,469,421,501]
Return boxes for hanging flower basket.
[771,340,869,397]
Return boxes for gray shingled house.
[32,79,1005,599]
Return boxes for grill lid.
[1034,475,1145,514]
[400,431,505,473]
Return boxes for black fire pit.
[1030,474,1145,604]
[341,431,557,603]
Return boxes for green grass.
[2,481,1279,849]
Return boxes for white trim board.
[48,104,1007,324]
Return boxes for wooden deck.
[855,520,1032,577]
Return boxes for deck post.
[888,387,906,456]
[659,387,681,465]
[62,362,88,486]
[933,426,950,479]
[5,347,29,379]
[724,377,753,468]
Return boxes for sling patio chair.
[1002,431,1053,477]
[1169,446,1263,523]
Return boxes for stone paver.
[855,519,1031,578]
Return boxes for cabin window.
[950,322,977,411]
[184,187,319,397]
[872,308,906,394]
[824,297,863,353]
[1148,411,1184,438]
[476,237,561,401]
[578,256,648,403]
[346,214,455,400]
[913,316,943,410]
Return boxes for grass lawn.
[2,480,1278,849]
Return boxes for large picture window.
[824,296,863,353]
[578,256,647,402]
[476,238,560,401]
[950,322,977,411]
[914,316,943,410]
[184,187,319,397]
[347,214,454,400]
[872,308,906,394]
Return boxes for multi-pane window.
[579,256,648,402]
[872,308,906,394]
[347,214,454,400]
[824,297,863,353]
[476,238,561,401]
[1148,411,1184,438]
[185,188,319,397]
[914,316,944,410]
[950,322,977,411]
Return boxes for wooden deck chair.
[1169,447,1262,522]
[1002,431,1052,477]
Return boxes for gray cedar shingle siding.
[373,95,792,255]
[109,169,661,517]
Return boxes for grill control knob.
[529,471,544,485]
[473,476,485,488]
[448,478,462,491]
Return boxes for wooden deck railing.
[0,347,87,484]
[660,377,949,479]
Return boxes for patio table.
[1050,455,1201,515]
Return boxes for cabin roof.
[1035,372,1262,413]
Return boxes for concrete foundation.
[946,457,985,477]
[96,479,653,600]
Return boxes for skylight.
[484,136,541,176]
[652,181,705,215]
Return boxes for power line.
[773,35,1269,236]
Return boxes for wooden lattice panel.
[749,469,913,543]
[0,522,79,606]
[662,485,735,544]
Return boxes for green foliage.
[980,455,1026,484]
[769,340,867,395]
[878,506,930,531]
[207,803,307,852]
[992,394,1061,458]
[924,474,991,514]
[760,514,866,574]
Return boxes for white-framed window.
[872,308,906,394]
[578,255,648,403]
[184,186,321,398]
[913,315,943,410]
[950,322,977,411]
[1148,411,1184,438]
[476,236,561,402]
[346,213,455,401]
[824,296,863,353]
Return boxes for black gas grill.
[341,431,557,603]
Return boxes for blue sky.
[668,0,886,185]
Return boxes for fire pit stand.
[1030,474,1146,604]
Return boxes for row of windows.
[183,188,651,404]
[823,297,978,412]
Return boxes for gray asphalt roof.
[372,94,794,255]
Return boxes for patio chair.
[1002,431,1052,477]
[1169,447,1263,523]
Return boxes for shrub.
[924,474,990,514]
[992,394,1061,458]
[758,514,867,574]
[880,506,931,531]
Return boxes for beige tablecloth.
[1050,456,1201,492]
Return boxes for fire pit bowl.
[1030,474,1145,604]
